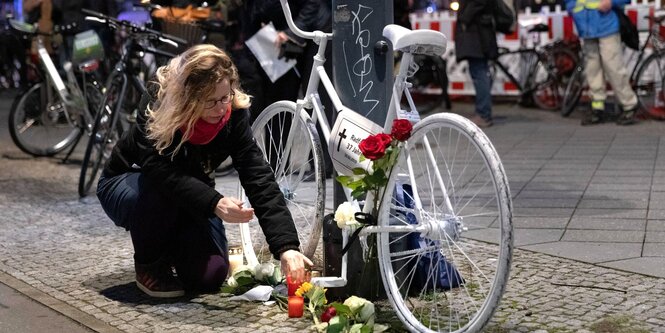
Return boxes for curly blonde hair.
[147,44,251,156]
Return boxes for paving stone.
[577,199,648,209]
[648,210,665,220]
[600,257,665,278]
[572,208,647,219]
[512,217,570,229]
[647,220,665,231]
[645,231,665,243]
[567,217,645,231]
[521,242,642,263]
[562,230,644,242]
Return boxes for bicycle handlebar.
[9,19,83,37]
[279,0,332,40]
[81,8,187,47]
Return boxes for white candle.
[228,246,244,275]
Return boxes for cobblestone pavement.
[1,93,665,332]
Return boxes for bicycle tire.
[401,55,449,114]
[239,101,326,268]
[377,113,513,333]
[531,58,563,110]
[8,81,81,157]
[561,65,584,117]
[634,51,665,119]
[78,74,124,197]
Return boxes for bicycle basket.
[72,30,104,66]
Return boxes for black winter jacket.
[102,87,300,259]
[454,0,499,61]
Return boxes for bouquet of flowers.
[296,282,388,333]
[220,262,282,295]
[336,118,413,217]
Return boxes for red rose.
[359,133,392,160]
[391,119,413,142]
[320,306,337,323]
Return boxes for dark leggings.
[97,172,229,292]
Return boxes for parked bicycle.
[398,52,451,113]
[491,23,578,110]
[77,8,185,197]
[562,11,665,119]
[237,1,513,332]
[8,19,104,159]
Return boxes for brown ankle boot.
[135,259,185,298]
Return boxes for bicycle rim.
[635,52,665,119]
[9,82,81,156]
[377,113,513,333]
[78,77,122,197]
[239,101,325,268]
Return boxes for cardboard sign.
[328,108,383,176]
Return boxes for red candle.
[288,296,304,318]
[287,275,301,297]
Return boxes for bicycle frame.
[34,36,96,132]
[276,0,448,288]
[493,48,544,95]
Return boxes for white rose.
[358,300,375,322]
[334,202,359,229]
[254,262,276,283]
[227,276,238,288]
[343,295,368,313]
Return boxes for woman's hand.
[280,249,314,283]
[215,197,254,223]
[275,31,289,48]
[599,0,612,12]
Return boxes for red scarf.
[183,106,232,145]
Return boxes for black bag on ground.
[493,0,516,34]
[615,9,639,50]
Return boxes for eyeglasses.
[203,93,234,109]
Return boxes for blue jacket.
[565,0,629,39]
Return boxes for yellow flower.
[295,281,313,297]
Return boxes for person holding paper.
[96,44,313,298]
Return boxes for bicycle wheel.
[377,113,513,333]
[239,101,325,267]
[8,81,81,156]
[531,58,563,111]
[78,74,124,197]
[401,55,449,114]
[634,51,665,120]
[561,65,584,117]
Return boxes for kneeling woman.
[97,44,312,298]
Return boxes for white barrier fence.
[409,0,663,96]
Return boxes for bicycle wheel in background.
[8,81,81,156]
[377,113,513,333]
[78,74,124,197]
[634,52,665,120]
[531,46,578,111]
[561,65,585,117]
[239,101,326,268]
[401,54,450,114]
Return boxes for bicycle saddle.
[383,24,447,57]
[527,23,549,33]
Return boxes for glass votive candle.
[287,275,301,297]
[288,296,304,318]
[227,245,243,276]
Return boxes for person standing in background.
[454,0,499,128]
[565,0,638,125]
